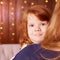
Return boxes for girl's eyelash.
[29,24,34,27]
[42,23,46,25]
[42,23,45,25]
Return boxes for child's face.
[27,13,48,44]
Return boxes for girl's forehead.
[27,13,37,20]
[27,13,48,23]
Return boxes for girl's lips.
[34,34,43,36]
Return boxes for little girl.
[13,5,52,60]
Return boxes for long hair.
[41,0,60,49]
[19,5,51,47]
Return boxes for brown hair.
[41,0,60,49]
[19,5,51,47]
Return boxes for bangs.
[38,14,50,21]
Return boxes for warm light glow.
[0,1,4,5]
[11,7,14,10]
[21,6,24,9]
[0,27,3,30]
[55,0,58,2]
[24,0,27,4]
[12,23,15,26]
[9,2,13,5]
[12,33,15,36]
[45,0,48,3]
[11,12,14,15]
[31,2,34,5]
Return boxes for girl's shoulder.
[18,44,41,54]
[13,44,41,60]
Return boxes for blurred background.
[0,0,57,44]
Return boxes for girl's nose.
[35,26,41,31]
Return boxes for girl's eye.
[42,23,45,25]
[29,24,34,27]
[42,23,46,26]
